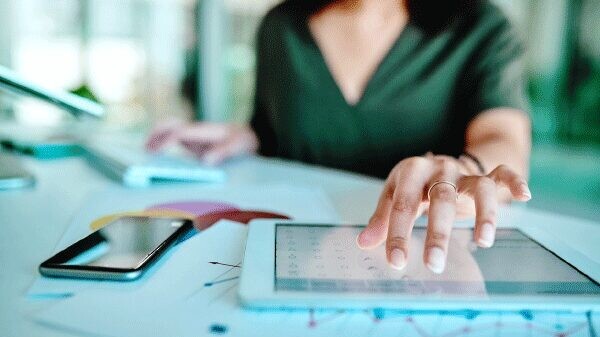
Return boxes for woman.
[147,0,532,274]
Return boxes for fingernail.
[520,184,532,199]
[356,231,374,249]
[389,249,406,270]
[478,222,495,247]
[426,247,446,274]
[356,232,366,248]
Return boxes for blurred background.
[0,0,598,219]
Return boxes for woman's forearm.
[464,108,532,201]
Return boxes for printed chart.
[199,261,599,337]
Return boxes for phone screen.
[59,216,186,269]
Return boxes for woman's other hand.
[145,120,259,165]
[357,154,531,274]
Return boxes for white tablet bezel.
[239,219,600,311]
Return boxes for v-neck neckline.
[300,15,415,109]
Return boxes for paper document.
[28,184,339,298]
[33,220,600,337]
[34,220,248,337]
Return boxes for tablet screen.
[275,224,600,296]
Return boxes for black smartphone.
[39,216,193,281]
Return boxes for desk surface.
[1,154,599,337]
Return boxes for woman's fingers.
[488,165,532,201]
[359,157,431,271]
[385,189,422,270]
[472,177,498,247]
[200,143,235,165]
[145,120,183,152]
[424,160,460,274]
[201,138,244,165]
[198,126,259,165]
[179,140,212,159]
[385,158,431,270]
[146,122,259,164]
[177,123,232,143]
[357,183,394,249]
[146,121,224,153]
[454,197,476,219]
[363,156,531,274]
[459,176,498,247]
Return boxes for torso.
[308,1,408,105]
[253,1,526,178]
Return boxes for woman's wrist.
[423,152,480,176]
[458,153,485,176]
[460,152,486,174]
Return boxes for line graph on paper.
[306,309,598,337]
[204,261,240,287]
[197,261,600,337]
[186,260,241,303]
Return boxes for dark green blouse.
[251,1,528,178]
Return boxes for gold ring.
[427,181,458,200]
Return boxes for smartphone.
[39,216,193,281]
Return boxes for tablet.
[239,220,600,311]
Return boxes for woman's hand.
[145,120,259,165]
[357,154,531,274]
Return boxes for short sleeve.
[463,13,529,118]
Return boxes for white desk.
[1,154,599,337]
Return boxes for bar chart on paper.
[197,261,600,337]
